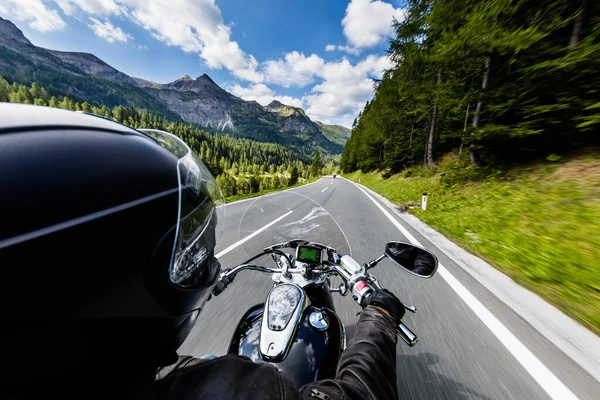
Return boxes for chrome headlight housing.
[267,284,302,331]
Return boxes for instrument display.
[296,245,321,264]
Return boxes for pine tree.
[0,76,9,102]
[272,175,281,189]
[289,166,300,185]
[310,151,324,177]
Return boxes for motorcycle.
[210,191,438,388]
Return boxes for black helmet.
[0,104,224,382]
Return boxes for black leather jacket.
[147,306,398,400]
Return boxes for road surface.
[179,177,599,400]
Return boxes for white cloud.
[138,44,148,50]
[262,51,324,88]
[336,44,361,56]
[37,0,263,83]
[302,54,392,125]
[252,49,392,126]
[0,0,66,32]
[120,0,263,82]
[325,44,361,56]
[54,0,122,16]
[342,0,405,49]
[88,17,132,43]
[230,83,303,108]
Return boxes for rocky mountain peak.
[267,100,285,109]
[199,73,216,84]
[165,73,223,93]
[265,100,309,119]
[0,17,31,44]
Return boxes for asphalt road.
[179,177,600,400]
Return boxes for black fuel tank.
[228,304,345,388]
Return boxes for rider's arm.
[298,305,399,400]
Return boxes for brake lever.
[367,275,416,313]
[404,304,417,313]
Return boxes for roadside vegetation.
[345,151,600,334]
[340,0,599,333]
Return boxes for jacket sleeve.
[298,305,399,400]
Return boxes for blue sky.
[0,0,407,126]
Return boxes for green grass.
[344,151,600,335]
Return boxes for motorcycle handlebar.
[397,322,418,347]
[213,255,420,347]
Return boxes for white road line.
[215,210,293,258]
[221,177,325,207]
[321,187,328,193]
[349,180,579,400]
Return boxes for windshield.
[237,190,351,263]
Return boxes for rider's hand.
[362,288,405,324]
[211,268,234,296]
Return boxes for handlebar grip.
[397,322,418,347]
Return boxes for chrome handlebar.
[214,254,420,347]
[398,322,418,346]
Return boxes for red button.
[355,281,367,291]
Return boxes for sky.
[0,0,406,127]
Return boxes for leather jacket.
[146,306,399,400]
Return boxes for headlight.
[267,285,302,331]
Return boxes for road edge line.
[343,176,600,384]
[346,177,580,400]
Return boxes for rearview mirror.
[384,242,438,278]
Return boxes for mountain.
[315,121,351,146]
[265,100,320,134]
[46,49,139,86]
[0,17,344,157]
[0,17,181,120]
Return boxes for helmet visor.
[140,129,225,288]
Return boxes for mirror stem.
[366,254,387,270]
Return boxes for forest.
[0,76,331,198]
[341,0,599,174]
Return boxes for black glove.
[211,268,234,296]
[362,288,405,324]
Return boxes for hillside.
[344,151,600,334]
[0,17,343,159]
[315,121,351,146]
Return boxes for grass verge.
[344,151,600,335]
